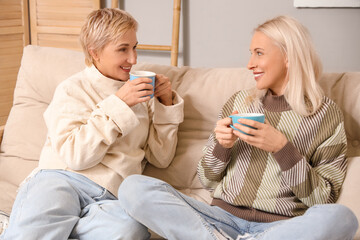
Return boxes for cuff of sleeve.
[98,94,140,136]
[273,141,303,171]
[212,142,232,163]
[153,90,184,124]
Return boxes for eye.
[256,51,263,56]
[118,47,127,52]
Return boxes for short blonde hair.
[250,15,324,116]
[80,8,138,66]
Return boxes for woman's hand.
[215,111,239,148]
[154,74,173,106]
[115,77,153,107]
[232,119,288,153]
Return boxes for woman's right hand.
[115,77,154,107]
[215,111,238,148]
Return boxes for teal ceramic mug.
[129,71,156,98]
[229,113,265,135]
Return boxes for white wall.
[105,0,360,72]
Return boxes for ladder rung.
[137,44,172,51]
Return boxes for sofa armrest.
[0,125,4,145]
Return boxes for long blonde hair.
[250,15,324,116]
[79,8,138,66]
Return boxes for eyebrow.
[116,42,138,47]
[249,48,264,53]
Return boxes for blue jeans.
[1,170,150,240]
[118,175,359,240]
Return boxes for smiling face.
[90,29,138,81]
[247,31,288,96]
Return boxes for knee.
[313,204,358,235]
[118,175,165,211]
[325,204,357,223]
[119,175,154,198]
[119,175,148,194]
[331,204,358,233]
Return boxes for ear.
[285,56,289,68]
[89,48,100,63]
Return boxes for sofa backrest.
[1,45,360,193]
[317,73,360,157]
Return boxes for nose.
[247,54,256,70]
[128,49,137,65]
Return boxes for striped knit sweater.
[198,89,347,222]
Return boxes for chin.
[115,73,129,81]
[256,84,265,90]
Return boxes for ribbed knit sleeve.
[198,139,232,190]
[197,92,241,190]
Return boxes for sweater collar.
[84,65,126,99]
[262,90,291,112]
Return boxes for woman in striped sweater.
[118,15,358,239]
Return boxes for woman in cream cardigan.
[118,16,358,239]
[2,8,183,240]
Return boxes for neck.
[262,90,291,112]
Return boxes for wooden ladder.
[111,0,181,66]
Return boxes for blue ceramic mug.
[129,71,156,98]
[229,113,265,135]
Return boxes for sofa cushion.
[1,46,86,162]
[0,180,18,215]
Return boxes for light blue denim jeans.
[1,170,150,240]
[118,174,359,240]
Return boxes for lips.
[253,72,264,80]
[121,66,131,72]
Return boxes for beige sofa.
[1,45,359,239]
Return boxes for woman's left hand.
[154,74,173,106]
[233,119,288,153]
